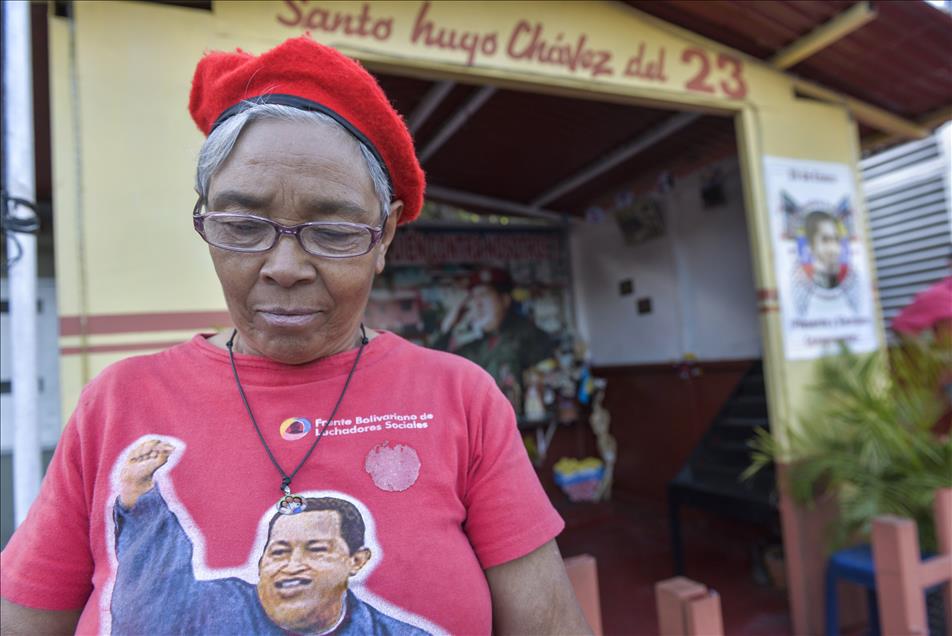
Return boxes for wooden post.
[657,577,706,635]
[777,464,865,634]
[872,488,952,636]
[655,577,724,636]
[685,590,724,636]
[872,516,928,635]
[564,554,603,636]
[935,489,952,632]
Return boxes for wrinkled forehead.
[209,119,379,219]
[227,117,366,174]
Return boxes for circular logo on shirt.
[279,417,312,441]
[365,442,421,492]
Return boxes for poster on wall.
[366,226,572,416]
[763,156,878,360]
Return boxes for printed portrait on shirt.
[104,436,437,635]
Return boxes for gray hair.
[195,102,392,218]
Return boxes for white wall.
[571,158,761,366]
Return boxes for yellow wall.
[736,100,886,438]
[48,1,885,445]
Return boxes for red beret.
[469,267,514,293]
[189,36,425,224]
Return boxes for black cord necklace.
[226,324,369,514]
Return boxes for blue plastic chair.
[825,545,881,636]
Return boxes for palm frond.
[745,337,950,551]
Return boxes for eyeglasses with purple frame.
[192,198,387,259]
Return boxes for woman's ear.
[375,200,403,274]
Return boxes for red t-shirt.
[1,332,563,634]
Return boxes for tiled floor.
[553,496,791,636]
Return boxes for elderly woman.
[0,37,590,635]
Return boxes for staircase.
[668,361,778,575]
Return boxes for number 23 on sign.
[680,48,747,100]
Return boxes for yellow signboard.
[211,1,788,110]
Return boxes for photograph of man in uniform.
[109,440,429,635]
[433,268,555,410]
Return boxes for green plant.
[745,339,952,551]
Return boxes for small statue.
[588,381,616,500]
[523,370,547,422]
